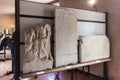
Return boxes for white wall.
[0,14,15,33]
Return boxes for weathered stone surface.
[79,35,110,62]
[54,8,78,67]
[23,24,53,73]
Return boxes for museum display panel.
[18,1,110,76]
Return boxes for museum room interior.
[0,0,120,80]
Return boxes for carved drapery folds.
[23,24,53,73]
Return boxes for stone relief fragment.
[23,24,53,73]
[79,35,110,62]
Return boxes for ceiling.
[0,0,15,14]
[24,0,55,3]
[24,0,59,5]
[0,0,59,14]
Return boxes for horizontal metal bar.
[20,41,55,45]
[20,14,106,23]
[20,42,25,45]
[20,14,54,20]
[78,20,106,23]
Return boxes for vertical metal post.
[15,0,20,79]
[103,12,109,80]
[4,48,6,61]
[105,12,108,36]
[87,66,90,74]
[55,72,60,80]
[103,62,109,80]
[82,67,85,71]
[71,70,74,80]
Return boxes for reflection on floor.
[21,70,103,80]
[0,70,103,80]
[0,60,12,75]
[0,50,13,80]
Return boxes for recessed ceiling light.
[88,0,97,6]
[53,2,59,6]
[24,0,54,3]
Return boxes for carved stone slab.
[23,24,53,73]
[54,8,78,67]
[79,35,110,62]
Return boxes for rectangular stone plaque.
[79,35,110,62]
[54,8,78,67]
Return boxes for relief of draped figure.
[24,24,52,63]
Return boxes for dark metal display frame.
[15,0,110,80]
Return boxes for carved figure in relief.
[37,24,51,61]
[24,24,52,63]
[25,28,35,62]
